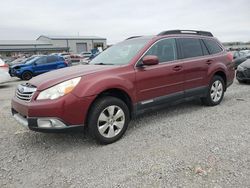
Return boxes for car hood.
[240,59,250,68]
[29,65,115,91]
[11,63,28,69]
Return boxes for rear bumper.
[11,93,97,132]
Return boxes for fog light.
[37,119,53,128]
[37,119,67,128]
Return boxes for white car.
[80,51,92,58]
[0,58,11,84]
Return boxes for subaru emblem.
[20,87,24,93]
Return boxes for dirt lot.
[0,78,250,188]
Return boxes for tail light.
[226,52,235,70]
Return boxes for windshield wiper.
[94,63,114,65]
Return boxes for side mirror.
[33,62,37,66]
[142,55,159,66]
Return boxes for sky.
[0,0,249,44]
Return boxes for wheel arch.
[85,88,134,126]
[213,71,227,91]
[21,70,33,80]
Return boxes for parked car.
[9,55,68,80]
[80,52,92,58]
[236,59,250,83]
[69,54,85,65]
[233,50,250,59]
[11,30,234,144]
[0,58,11,84]
[60,54,72,66]
[0,58,9,72]
[233,50,250,68]
[80,52,93,64]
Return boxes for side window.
[145,38,177,63]
[59,56,65,61]
[200,40,209,55]
[178,38,203,58]
[47,56,58,63]
[35,57,47,65]
[203,39,223,54]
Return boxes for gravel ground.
[0,78,250,188]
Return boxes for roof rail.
[126,36,142,40]
[157,30,213,37]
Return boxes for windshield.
[89,38,150,65]
[25,57,40,65]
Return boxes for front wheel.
[21,71,33,80]
[88,96,130,144]
[201,75,225,106]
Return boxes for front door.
[135,38,185,109]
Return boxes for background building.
[0,35,107,57]
[0,40,68,57]
[37,35,107,54]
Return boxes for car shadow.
[0,84,12,89]
[16,98,205,151]
[127,98,203,131]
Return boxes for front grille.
[16,83,37,102]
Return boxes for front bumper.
[9,68,20,77]
[236,70,250,81]
[11,93,96,132]
[12,109,83,132]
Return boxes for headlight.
[237,65,246,71]
[37,77,81,100]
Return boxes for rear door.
[47,56,60,70]
[177,37,210,97]
[32,56,48,75]
[135,38,185,109]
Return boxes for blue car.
[9,55,68,80]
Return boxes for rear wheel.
[88,96,130,144]
[21,71,33,80]
[201,75,225,106]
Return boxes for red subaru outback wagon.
[11,30,235,144]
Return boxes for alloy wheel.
[97,105,125,138]
[210,80,223,102]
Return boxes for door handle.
[206,59,213,65]
[172,65,182,71]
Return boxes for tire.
[21,71,33,80]
[88,96,130,144]
[201,75,225,106]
